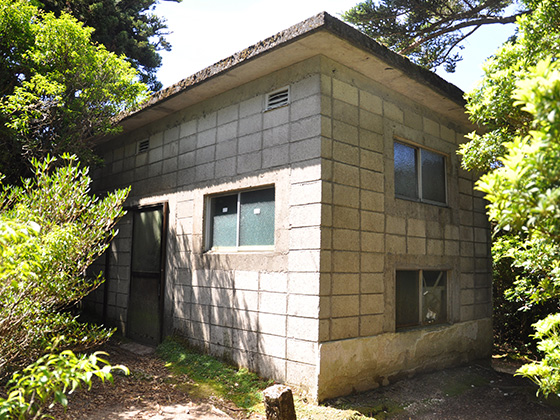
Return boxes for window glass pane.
[239,188,275,246]
[132,208,163,273]
[421,149,446,203]
[211,194,238,247]
[422,271,447,325]
[394,142,418,199]
[396,270,419,328]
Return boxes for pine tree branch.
[400,0,508,42]
[399,12,526,55]
[437,25,482,68]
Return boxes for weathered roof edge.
[119,12,465,123]
[319,13,465,104]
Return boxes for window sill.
[205,246,275,254]
[395,195,449,208]
[396,322,451,333]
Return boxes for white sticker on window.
[222,207,228,213]
[254,208,261,215]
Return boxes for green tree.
[37,0,181,91]
[460,0,560,172]
[343,0,527,72]
[0,0,148,184]
[478,60,560,308]
[0,155,129,377]
[477,60,560,395]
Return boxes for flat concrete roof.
[106,12,469,139]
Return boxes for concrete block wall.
[318,57,387,343]
[92,57,327,394]
[317,56,491,339]
[85,212,133,333]
[90,53,492,400]
[315,57,492,399]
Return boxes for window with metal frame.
[396,270,448,329]
[394,141,447,205]
[207,187,275,250]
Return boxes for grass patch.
[155,337,406,419]
[156,337,273,412]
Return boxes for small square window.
[207,187,275,250]
[394,141,446,205]
[396,270,447,329]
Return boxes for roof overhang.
[98,13,470,143]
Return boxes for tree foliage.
[492,236,559,356]
[460,0,560,172]
[477,60,560,394]
[0,155,129,377]
[36,0,181,91]
[343,0,527,72]
[0,351,127,419]
[518,314,560,397]
[478,60,560,305]
[0,0,148,184]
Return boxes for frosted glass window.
[422,150,446,204]
[394,142,418,199]
[396,270,448,329]
[239,188,275,246]
[211,194,238,248]
[394,141,446,205]
[209,187,275,249]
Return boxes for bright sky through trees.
[155,0,516,92]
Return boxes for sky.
[154,0,517,93]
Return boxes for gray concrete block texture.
[90,55,492,400]
[319,57,491,343]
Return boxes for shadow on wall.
[168,217,285,383]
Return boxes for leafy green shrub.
[0,155,129,377]
[477,60,560,394]
[0,350,128,419]
[492,237,560,356]
[518,314,560,397]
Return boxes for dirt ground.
[320,361,560,420]
[47,341,560,420]
[47,342,242,420]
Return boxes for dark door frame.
[126,202,168,344]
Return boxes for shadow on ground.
[47,340,560,420]
[319,362,560,420]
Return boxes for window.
[207,187,275,250]
[396,270,447,329]
[394,141,446,204]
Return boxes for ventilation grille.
[265,87,289,110]
[137,139,150,154]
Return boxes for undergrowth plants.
[156,337,273,412]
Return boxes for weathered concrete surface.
[263,385,297,420]
[88,12,492,402]
[316,318,492,401]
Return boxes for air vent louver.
[137,139,150,154]
[265,87,289,110]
